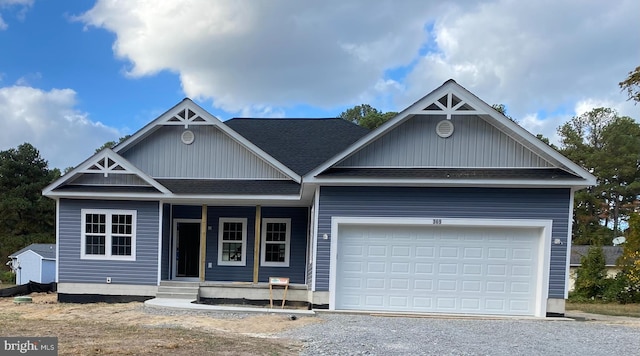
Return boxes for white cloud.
[401,0,640,129]
[0,85,122,169]
[77,0,441,114]
[0,0,33,30]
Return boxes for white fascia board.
[43,148,171,195]
[114,99,301,183]
[447,85,597,185]
[304,177,592,188]
[304,80,596,187]
[305,81,456,178]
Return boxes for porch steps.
[156,281,200,300]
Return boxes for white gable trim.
[43,148,171,196]
[114,99,301,183]
[305,80,596,186]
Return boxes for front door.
[173,220,201,279]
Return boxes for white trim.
[55,199,60,283]
[564,190,575,299]
[172,219,201,280]
[217,218,248,266]
[260,218,291,267]
[113,99,301,183]
[311,186,320,292]
[43,148,171,196]
[304,177,592,189]
[80,209,137,261]
[328,217,552,318]
[305,80,596,187]
[157,201,164,285]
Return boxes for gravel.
[278,313,640,356]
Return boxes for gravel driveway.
[278,313,640,356]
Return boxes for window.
[81,209,136,261]
[261,218,291,267]
[218,218,247,266]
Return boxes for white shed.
[8,244,56,285]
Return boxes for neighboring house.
[43,80,596,317]
[568,245,623,291]
[8,244,56,285]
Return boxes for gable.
[337,114,552,168]
[308,79,596,188]
[120,125,289,179]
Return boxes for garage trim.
[329,217,552,317]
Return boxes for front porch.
[156,280,313,309]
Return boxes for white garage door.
[336,224,541,316]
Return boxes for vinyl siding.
[316,187,570,298]
[14,251,41,284]
[161,203,171,280]
[337,115,552,168]
[69,173,150,186]
[42,260,56,283]
[121,125,288,179]
[58,199,159,285]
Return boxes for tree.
[558,108,640,243]
[0,143,58,272]
[95,135,131,153]
[491,104,517,123]
[339,104,397,129]
[620,65,640,104]
[573,246,608,299]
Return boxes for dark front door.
[176,222,200,278]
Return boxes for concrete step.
[156,292,198,299]
[159,281,200,288]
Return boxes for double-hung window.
[81,209,136,261]
[261,218,291,267]
[218,218,247,266]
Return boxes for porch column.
[253,205,261,283]
[199,204,207,282]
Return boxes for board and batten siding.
[69,173,150,186]
[316,187,570,299]
[337,115,552,168]
[58,199,160,285]
[120,126,288,179]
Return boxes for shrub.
[573,246,608,299]
[0,270,15,284]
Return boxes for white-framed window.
[218,218,247,266]
[81,209,136,261]
[261,218,291,267]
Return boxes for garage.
[331,219,550,316]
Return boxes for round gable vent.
[181,130,195,145]
[436,120,454,138]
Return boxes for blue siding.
[161,203,171,280]
[258,207,308,284]
[42,260,56,283]
[58,199,159,285]
[316,187,570,298]
[204,206,256,282]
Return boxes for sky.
[0,0,638,170]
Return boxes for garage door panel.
[336,224,541,316]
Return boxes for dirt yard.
[0,293,319,355]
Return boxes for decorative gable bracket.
[420,91,482,120]
[163,106,211,129]
[84,156,128,177]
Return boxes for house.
[7,244,56,285]
[568,245,623,291]
[43,80,596,317]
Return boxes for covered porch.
[158,203,313,307]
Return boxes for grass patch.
[0,283,16,289]
[566,302,640,318]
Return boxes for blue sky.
[0,0,638,169]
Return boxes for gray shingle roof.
[570,245,623,266]
[156,179,301,195]
[225,118,370,176]
[10,243,56,260]
[318,168,581,180]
